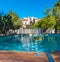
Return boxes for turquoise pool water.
[0,34,60,52]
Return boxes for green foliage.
[32,20,41,29]
[9,10,22,29]
[52,0,60,33]
[32,0,60,33]
[0,10,22,34]
[0,14,13,34]
[32,14,56,30]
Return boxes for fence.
[15,29,41,34]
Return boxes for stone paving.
[0,51,49,62]
[0,51,60,62]
[51,52,60,62]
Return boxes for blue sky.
[0,0,58,18]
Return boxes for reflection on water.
[0,34,60,52]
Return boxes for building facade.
[22,17,39,28]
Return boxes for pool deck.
[51,52,60,62]
[0,51,59,62]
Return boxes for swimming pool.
[0,34,60,52]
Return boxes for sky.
[0,0,58,18]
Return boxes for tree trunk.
[54,25,57,34]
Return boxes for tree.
[32,13,55,31]
[0,15,3,33]
[32,0,60,34]
[0,10,22,34]
[9,10,22,29]
[52,0,60,33]
[1,15,13,34]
